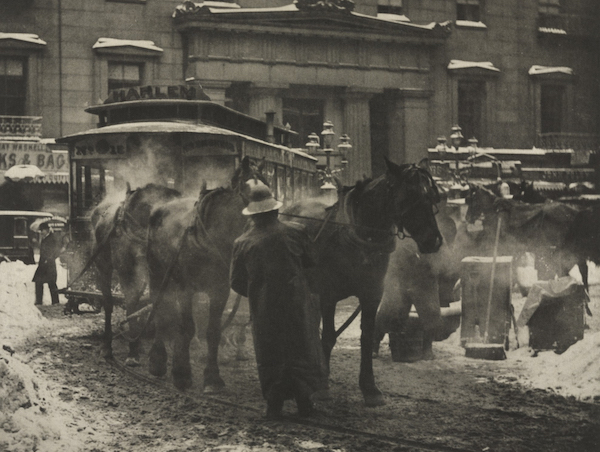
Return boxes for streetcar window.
[276,165,286,203]
[262,161,276,189]
[0,217,11,246]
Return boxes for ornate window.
[457,0,481,22]
[458,80,485,144]
[529,66,575,137]
[108,62,142,92]
[447,60,500,146]
[92,38,162,101]
[538,0,562,29]
[0,57,26,116]
[377,0,403,16]
[540,85,565,133]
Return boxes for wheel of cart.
[63,291,103,315]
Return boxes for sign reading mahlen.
[104,85,211,104]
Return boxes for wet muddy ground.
[27,293,600,452]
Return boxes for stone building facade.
[0,0,598,184]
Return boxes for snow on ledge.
[92,38,163,53]
[529,65,573,76]
[538,27,567,35]
[448,60,500,72]
[455,20,487,29]
[0,33,46,46]
[377,13,411,23]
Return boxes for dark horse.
[281,158,443,406]
[145,156,264,391]
[90,183,182,362]
[465,183,584,287]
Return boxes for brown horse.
[145,156,265,392]
[281,158,443,406]
[90,183,182,362]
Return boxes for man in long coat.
[33,222,61,305]
[230,183,327,419]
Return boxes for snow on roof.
[376,13,410,23]
[528,65,574,76]
[448,60,500,72]
[197,1,241,8]
[175,3,444,32]
[455,20,487,29]
[0,33,46,45]
[92,38,163,53]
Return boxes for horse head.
[465,183,497,224]
[383,158,442,254]
[121,183,182,229]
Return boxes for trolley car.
[56,83,318,305]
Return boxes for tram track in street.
[108,356,477,452]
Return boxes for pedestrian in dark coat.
[230,182,327,419]
[33,222,61,305]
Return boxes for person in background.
[33,222,61,305]
[230,182,327,419]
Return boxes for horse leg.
[96,258,114,360]
[579,260,589,292]
[171,289,195,391]
[203,284,229,393]
[320,301,337,376]
[121,282,147,367]
[359,298,385,407]
[148,284,170,379]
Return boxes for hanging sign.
[0,141,67,171]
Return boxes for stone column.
[398,90,433,164]
[342,90,377,183]
[199,80,232,106]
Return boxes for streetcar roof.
[85,99,296,138]
[0,210,54,217]
[56,120,317,161]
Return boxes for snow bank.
[1,261,104,452]
[0,261,49,347]
[0,349,93,452]
[510,332,600,402]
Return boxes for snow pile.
[511,332,600,402]
[0,261,49,347]
[0,349,90,452]
[1,260,103,452]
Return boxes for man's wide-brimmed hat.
[242,183,282,216]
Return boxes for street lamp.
[467,136,479,158]
[436,136,448,162]
[450,125,463,170]
[321,120,335,171]
[337,133,352,166]
[305,132,320,155]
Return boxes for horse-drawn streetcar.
[56,83,318,307]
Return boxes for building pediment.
[173,1,450,43]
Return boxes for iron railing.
[537,133,600,152]
[0,116,42,139]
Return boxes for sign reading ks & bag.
[0,142,67,171]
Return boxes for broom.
[465,215,507,360]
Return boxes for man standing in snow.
[230,182,327,419]
[33,222,61,306]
